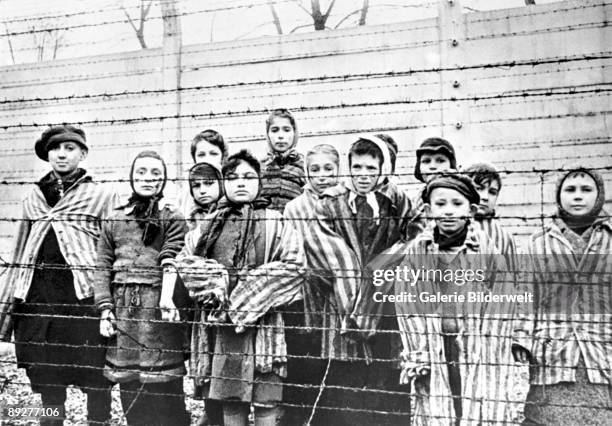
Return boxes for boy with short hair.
[302,136,411,425]
[465,162,517,261]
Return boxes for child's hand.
[160,296,180,322]
[512,344,531,364]
[100,309,116,338]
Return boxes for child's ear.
[469,203,478,217]
[423,203,432,218]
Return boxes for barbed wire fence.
[0,0,611,425]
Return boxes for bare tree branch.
[358,0,369,26]
[334,9,360,29]
[323,0,336,20]
[122,0,152,49]
[268,1,283,34]
[290,23,313,33]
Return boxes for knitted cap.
[555,165,605,219]
[414,137,457,182]
[423,172,479,205]
[35,126,88,162]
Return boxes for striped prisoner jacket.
[0,173,118,339]
[260,149,306,212]
[515,218,612,385]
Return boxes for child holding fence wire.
[93,150,190,426]
[0,125,119,426]
[177,149,304,426]
[513,165,612,425]
[260,108,307,212]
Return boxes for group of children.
[0,108,609,426]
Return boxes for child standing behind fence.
[177,150,304,426]
[407,137,457,241]
[513,166,611,425]
[361,173,516,425]
[94,150,190,426]
[260,109,307,212]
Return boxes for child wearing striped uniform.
[177,150,304,426]
[282,144,341,425]
[260,109,307,212]
[465,163,518,268]
[513,166,611,425]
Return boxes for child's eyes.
[269,126,279,133]
[581,186,594,192]
[226,174,238,180]
[309,166,320,173]
[324,165,335,171]
[435,158,447,164]
[421,158,431,164]
[281,126,293,132]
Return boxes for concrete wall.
[1,0,610,257]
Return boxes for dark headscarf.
[555,166,606,234]
[189,162,223,209]
[123,150,167,245]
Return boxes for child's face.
[420,153,451,182]
[194,140,223,167]
[560,172,598,216]
[132,157,165,198]
[224,161,259,204]
[267,117,295,154]
[191,179,220,207]
[47,141,87,175]
[474,179,500,213]
[350,153,381,195]
[307,153,339,194]
[427,187,474,235]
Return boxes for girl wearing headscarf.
[514,166,611,425]
[94,150,190,426]
[177,149,304,426]
[187,161,223,229]
[260,108,307,212]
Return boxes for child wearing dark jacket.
[94,150,190,426]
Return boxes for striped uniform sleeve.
[0,201,32,340]
[512,235,537,353]
[93,215,116,312]
[302,197,361,317]
[228,210,305,327]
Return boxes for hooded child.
[300,136,412,426]
[513,166,611,425]
[363,173,516,425]
[179,129,228,223]
[2,125,118,425]
[260,108,307,212]
[406,137,457,241]
[94,150,190,426]
[176,149,304,426]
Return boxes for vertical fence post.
[437,0,469,151]
[160,0,183,201]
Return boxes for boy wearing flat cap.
[357,173,517,425]
[0,125,119,425]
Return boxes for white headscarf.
[344,135,392,225]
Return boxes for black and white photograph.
[0,0,610,425]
